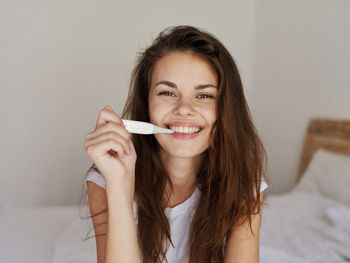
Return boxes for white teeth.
[169,125,201,134]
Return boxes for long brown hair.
[81,25,267,263]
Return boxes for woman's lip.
[170,131,201,140]
[163,121,204,139]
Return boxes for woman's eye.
[197,94,215,99]
[158,91,175,97]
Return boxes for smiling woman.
[82,25,268,263]
[149,51,217,158]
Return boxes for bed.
[1,118,349,262]
[260,118,350,262]
[0,205,81,263]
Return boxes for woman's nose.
[172,98,195,117]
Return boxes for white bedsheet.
[2,192,349,263]
[0,205,79,263]
[51,190,350,263]
[260,191,350,262]
[51,214,97,263]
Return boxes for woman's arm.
[224,192,263,263]
[104,179,141,263]
[87,181,108,263]
[87,180,141,263]
[84,106,140,263]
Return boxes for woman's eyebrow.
[154,80,217,89]
[154,80,177,88]
[195,84,217,90]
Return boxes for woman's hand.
[84,105,137,205]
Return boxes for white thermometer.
[122,119,174,134]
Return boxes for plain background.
[1,0,349,206]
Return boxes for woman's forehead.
[150,51,218,88]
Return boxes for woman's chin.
[156,136,209,159]
[161,146,206,159]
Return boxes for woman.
[83,25,268,263]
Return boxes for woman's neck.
[161,151,202,208]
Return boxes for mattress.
[0,205,80,263]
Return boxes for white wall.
[0,0,258,205]
[251,0,350,194]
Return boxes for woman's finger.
[129,139,136,155]
[85,130,131,155]
[96,106,123,128]
[85,137,126,159]
[85,121,131,146]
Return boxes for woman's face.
[148,51,218,159]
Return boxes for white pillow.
[294,149,350,205]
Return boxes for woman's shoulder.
[85,165,106,190]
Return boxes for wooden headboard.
[297,118,350,182]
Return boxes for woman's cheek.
[149,102,168,125]
[199,105,216,124]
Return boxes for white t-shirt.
[85,166,268,263]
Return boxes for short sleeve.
[260,178,268,192]
[85,165,106,190]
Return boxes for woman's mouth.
[164,122,204,139]
[166,125,203,134]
